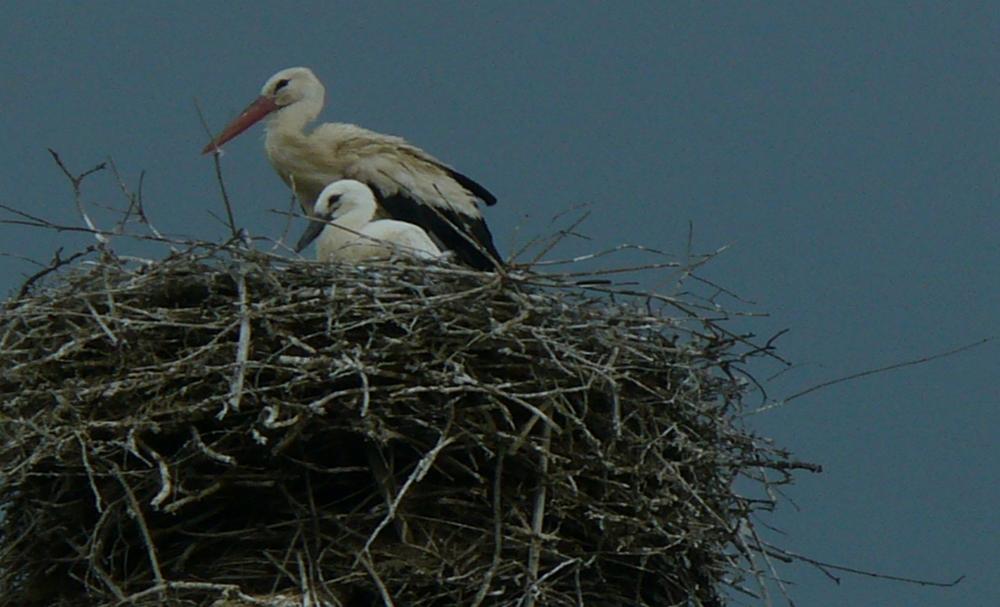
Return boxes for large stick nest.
[0,241,811,606]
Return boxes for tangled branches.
[0,239,816,606]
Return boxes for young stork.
[202,66,501,270]
[297,179,443,262]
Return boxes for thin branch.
[357,433,456,561]
[219,264,252,419]
[111,464,165,592]
[759,337,995,412]
[15,246,96,298]
[522,422,552,607]
[360,552,397,607]
[766,543,965,588]
[48,149,110,246]
[471,450,505,607]
[194,97,239,238]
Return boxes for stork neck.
[264,96,322,138]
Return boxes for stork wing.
[437,164,497,207]
[318,124,502,269]
[377,190,500,270]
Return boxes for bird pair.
[202,67,501,269]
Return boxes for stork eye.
[273,78,291,93]
[327,194,342,205]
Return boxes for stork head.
[294,180,376,253]
[202,66,325,154]
[260,67,324,110]
[312,180,376,219]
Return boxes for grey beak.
[295,216,327,253]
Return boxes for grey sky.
[2,3,997,605]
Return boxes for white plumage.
[296,180,443,263]
[203,67,500,270]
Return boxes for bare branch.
[48,149,110,246]
[760,337,996,412]
[194,98,240,238]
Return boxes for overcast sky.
[2,3,997,605]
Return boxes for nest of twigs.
[0,238,814,606]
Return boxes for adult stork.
[298,179,443,262]
[201,66,501,270]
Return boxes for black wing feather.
[442,167,498,206]
[377,191,502,271]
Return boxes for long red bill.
[201,95,279,154]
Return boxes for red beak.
[201,95,279,154]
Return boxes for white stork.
[297,179,443,262]
[202,66,501,270]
